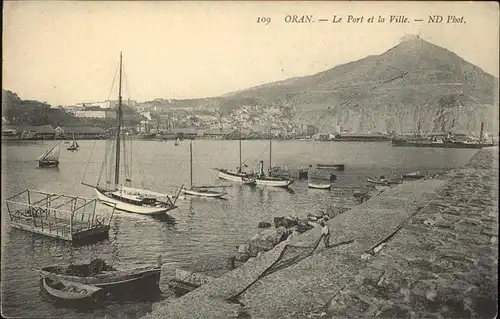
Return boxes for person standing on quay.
[320,220,330,248]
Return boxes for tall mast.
[189,139,193,189]
[269,124,272,173]
[239,126,242,171]
[114,52,123,186]
[479,122,484,143]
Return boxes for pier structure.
[144,147,498,319]
[5,190,115,244]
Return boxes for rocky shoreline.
[146,147,498,319]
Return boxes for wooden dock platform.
[5,190,115,244]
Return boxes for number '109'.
[257,17,271,25]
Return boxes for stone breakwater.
[145,147,498,319]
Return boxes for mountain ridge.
[217,35,498,134]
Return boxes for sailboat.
[38,143,61,167]
[83,52,179,215]
[181,139,227,198]
[174,138,180,146]
[67,134,79,151]
[214,129,256,184]
[253,130,294,188]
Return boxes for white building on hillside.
[74,111,116,119]
[76,99,137,109]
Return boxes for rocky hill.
[221,35,498,134]
[2,89,143,128]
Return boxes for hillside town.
[2,94,495,143]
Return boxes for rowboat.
[215,169,256,184]
[38,257,162,291]
[181,140,227,198]
[308,182,331,190]
[182,187,227,198]
[316,163,345,170]
[43,276,102,301]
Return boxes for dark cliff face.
[223,36,498,134]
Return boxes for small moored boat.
[39,257,162,291]
[67,134,80,151]
[182,187,227,198]
[308,182,331,190]
[181,140,227,198]
[38,143,61,167]
[43,276,102,301]
[316,163,345,170]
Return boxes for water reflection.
[2,141,478,318]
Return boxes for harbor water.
[1,139,477,318]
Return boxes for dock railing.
[5,190,116,238]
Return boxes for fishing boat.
[181,139,227,198]
[37,143,61,167]
[39,257,162,291]
[67,134,79,151]
[308,182,331,190]
[254,129,294,188]
[316,163,345,171]
[82,52,179,215]
[174,138,180,146]
[214,129,256,184]
[42,276,102,301]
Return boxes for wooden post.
[6,202,12,220]
[55,213,58,235]
[87,213,91,229]
[70,206,74,235]
[91,201,96,228]
[31,205,36,228]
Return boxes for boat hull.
[216,169,255,184]
[308,183,331,190]
[181,188,226,198]
[392,139,494,149]
[316,164,345,170]
[43,277,102,301]
[39,266,161,291]
[255,178,294,188]
[95,189,174,215]
[39,160,59,168]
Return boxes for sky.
[3,1,499,106]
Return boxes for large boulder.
[324,206,350,219]
[296,218,314,233]
[258,221,272,228]
[274,216,298,228]
[244,226,289,257]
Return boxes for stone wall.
[145,147,498,319]
[327,147,498,318]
